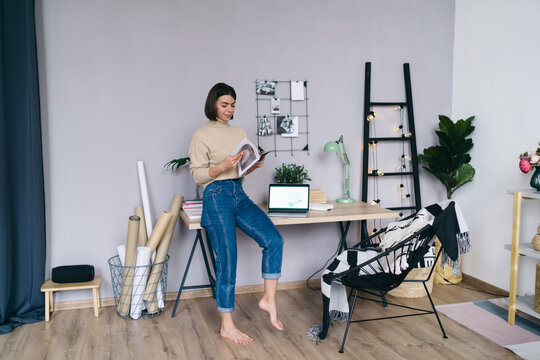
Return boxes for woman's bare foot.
[220,313,254,344]
[258,297,284,331]
[220,326,254,344]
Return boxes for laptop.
[267,184,310,217]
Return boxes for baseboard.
[462,273,509,297]
[52,279,320,311]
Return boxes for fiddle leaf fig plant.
[418,115,475,199]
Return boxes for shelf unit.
[255,80,310,156]
[505,189,540,324]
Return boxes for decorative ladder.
[360,62,422,244]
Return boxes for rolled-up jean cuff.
[262,272,281,280]
[217,306,234,313]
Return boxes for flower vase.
[531,166,540,191]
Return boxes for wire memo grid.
[255,79,310,156]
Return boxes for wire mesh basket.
[108,254,169,320]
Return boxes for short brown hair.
[204,83,237,120]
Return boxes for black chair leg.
[339,289,358,353]
[380,291,388,308]
[424,282,448,339]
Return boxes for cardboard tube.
[144,195,184,309]
[146,211,172,255]
[137,161,153,238]
[135,206,148,246]
[130,246,152,319]
[118,216,140,317]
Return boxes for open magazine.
[230,138,272,176]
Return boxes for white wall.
[452,0,540,295]
[36,0,455,301]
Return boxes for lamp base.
[336,198,355,204]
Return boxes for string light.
[371,199,381,205]
[399,212,404,218]
[402,193,411,199]
[367,111,376,121]
[401,154,411,161]
[395,105,402,111]
[396,164,406,170]
[402,132,412,138]
[399,183,405,190]
[393,124,403,133]
[377,170,384,176]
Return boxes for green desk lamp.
[324,135,354,204]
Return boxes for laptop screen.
[268,184,310,212]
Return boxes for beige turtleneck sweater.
[189,119,247,187]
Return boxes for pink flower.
[531,154,540,165]
[520,158,532,173]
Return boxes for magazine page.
[230,138,272,176]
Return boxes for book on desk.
[182,200,202,219]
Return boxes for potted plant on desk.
[274,163,311,184]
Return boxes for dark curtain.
[0,0,46,334]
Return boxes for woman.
[189,83,284,344]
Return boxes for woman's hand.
[209,152,244,178]
[245,154,265,175]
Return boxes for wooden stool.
[40,275,102,321]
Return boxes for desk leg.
[172,232,200,318]
[508,192,522,325]
[198,230,216,299]
[338,221,351,253]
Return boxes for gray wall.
[36,0,455,301]
[453,0,540,295]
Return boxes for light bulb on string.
[395,164,406,170]
[399,183,405,191]
[372,228,378,234]
[402,193,411,199]
[399,212,404,218]
[392,124,403,133]
[377,170,384,176]
[395,105,403,111]
[367,111,376,122]
[401,154,411,161]
[371,199,381,205]
[402,132,412,138]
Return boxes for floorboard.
[0,281,519,360]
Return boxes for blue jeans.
[201,179,283,313]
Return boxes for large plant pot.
[433,238,462,284]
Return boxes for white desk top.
[179,200,398,230]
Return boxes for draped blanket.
[307,200,470,345]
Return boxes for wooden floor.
[0,281,519,360]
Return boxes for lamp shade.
[324,141,340,152]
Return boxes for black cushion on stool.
[52,265,95,283]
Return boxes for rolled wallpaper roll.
[137,161,153,238]
[130,246,152,319]
[117,216,140,317]
[116,245,126,265]
[144,195,183,311]
[134,206,148,246]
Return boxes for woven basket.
[387,266,434,298]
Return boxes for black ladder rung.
[368,136,412,141]
[370,102,407,107]
[386,206,417,211]
[367,171,414,177]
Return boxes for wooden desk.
[172,201,398,317]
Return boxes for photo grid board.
[255,80,310,156]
